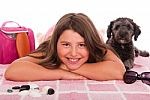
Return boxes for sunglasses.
[123,70,150,85]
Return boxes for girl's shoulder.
[104,49,121,62]
[16,52,44,63]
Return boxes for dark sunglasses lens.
[141,72,150,85]
[123,71,137,84]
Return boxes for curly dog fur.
[106,17,149,70]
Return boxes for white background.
[0,0,150,51]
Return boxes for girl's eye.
[79,43,86,48]
[62,43,70,47]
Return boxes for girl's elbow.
[4,71,21,81]
[115,71,124,80]
[4,68,15,81]
[4,70,23,81]
[4,61,20,81]
[115,64,126,80]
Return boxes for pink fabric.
[36,25,55,46]
[0,56,150,100]
[45,25,55,40]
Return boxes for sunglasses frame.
[123,70,150,85]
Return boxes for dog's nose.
[119,31,127,37]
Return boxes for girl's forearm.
[4,61,63,81]
[72,61,125,81]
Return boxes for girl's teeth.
[69,59,78,62]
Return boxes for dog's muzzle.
[115,31,131,44]
[119,31,128,38]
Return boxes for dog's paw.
[140,51,149,57]
[134,48,149,57]
[124,59,134,70]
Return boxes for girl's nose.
[70,47,78,56]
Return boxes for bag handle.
[1,21,28,34]
[1,21,21,28]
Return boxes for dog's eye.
[127,25,131,30]
[114,25,120,30]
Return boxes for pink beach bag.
[0,21,35,64]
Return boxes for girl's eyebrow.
[60,41,69,43]
[60,40,85,43]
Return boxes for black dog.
[106,17,149,70]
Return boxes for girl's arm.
[4,56,86,81]
[71,49,126,81]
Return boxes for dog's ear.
[107,21,113,39]
[134,24,141,41]
[129,18,141,41]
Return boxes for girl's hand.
[60,64,69,71]
[59,64,87,80]
[61,70,87,80]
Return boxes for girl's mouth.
[67,58,80,64]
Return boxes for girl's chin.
[66,65,81,71]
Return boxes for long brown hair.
[29,13,111,69]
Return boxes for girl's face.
[57,29,89,71]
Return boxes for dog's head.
[107,17,141,44]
